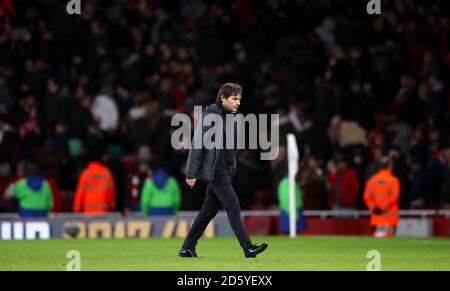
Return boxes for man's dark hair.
[216,83,242,103]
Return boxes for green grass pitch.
[1,236,449,271]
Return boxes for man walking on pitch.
[179,83,268,258]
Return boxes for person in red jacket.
[46,177,63,212]
[326,156,359,210]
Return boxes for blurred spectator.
[17,96,41,163]
[389,148,411,209]
[277,173,307,234]
[91,87,119,132]
[235,150,262,210]
[58,138,88,191]
[299,155,327,210]
[1,161,28,212]
[349,146,371,209]
[73,153,116,214]
[345,81,373,130]
[140,168,181,215]
[0,77,15,125]
[270,145,287,200]
[308,75,333,125]
[288,101,313,135]
[126,93,153,151]
[441,145,450,206]
[45,176,62,213]
[326,156,359,210]
[10,164,53,218]
[0,117,14,176]
[408,155,431,208]
[128,145,154,211]
[104,144,126,212]
[68,93,95,139]
[364,156,400,237]
[42,78,68,132]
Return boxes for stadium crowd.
[0,0,449,215]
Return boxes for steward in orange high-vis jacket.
[73,162,116,214]
[364,157,400,237]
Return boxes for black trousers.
[182,175,250,250]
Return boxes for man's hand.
[186,178,197,188]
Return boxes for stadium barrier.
[0,210,449,240]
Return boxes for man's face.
[221,94,241,113]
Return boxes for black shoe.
[244,242,268,258]
[178,248,199,258]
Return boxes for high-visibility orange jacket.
[73,162,116,214]
[364,169,400,227]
